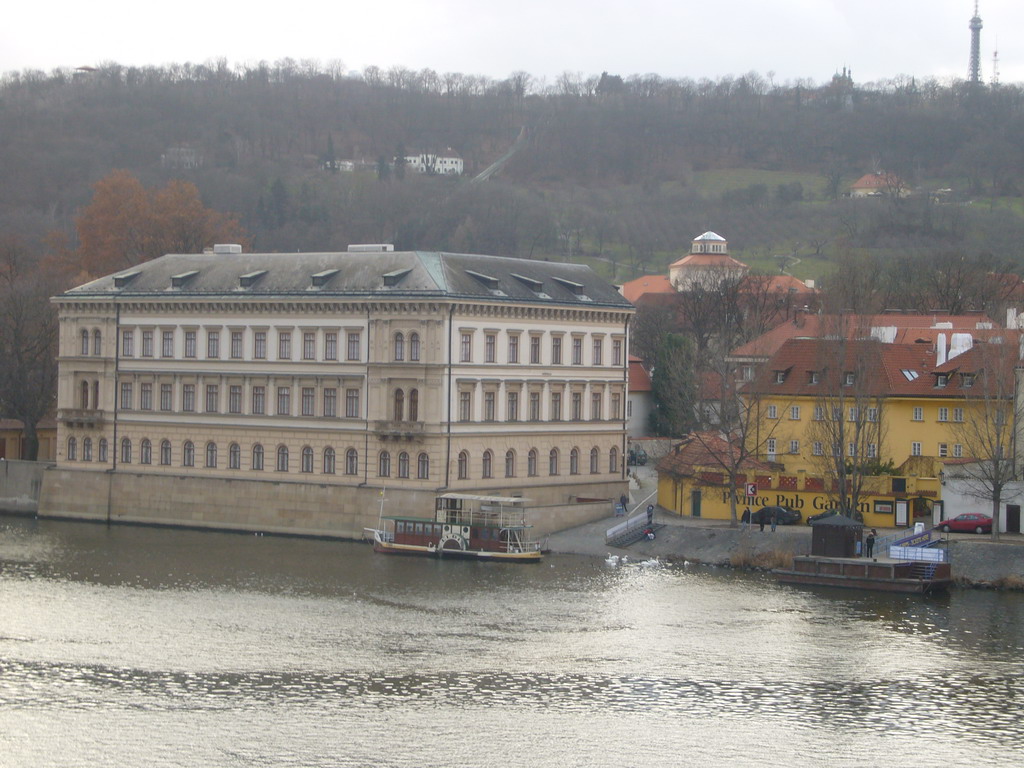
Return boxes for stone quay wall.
[0,459,51,514]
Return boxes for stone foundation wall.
[0,459,52,514]
[39,467,622,540]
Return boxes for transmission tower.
[968,2,983,84]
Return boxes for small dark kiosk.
[810,513,862,558]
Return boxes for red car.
[936,513,993,534]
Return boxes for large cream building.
[40,246,634,538]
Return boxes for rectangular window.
[459,391,471,421]
[142,331,153,358]
[122,331,134,357]
[303,332,316,360]
[277,387,290,415]
[953,408,964,423]
[301,387,315,416]
[507,392,519,421]
[278,332,291,360]
[182,384,195,412]
[572,392,582,420]
[790,406,800,420]
[347,332,361,361]
[591,392,602,420]
[938,407,949,422]
[323,388,337,417]
[485,334,496,363]
[572,337,583,365]
[184,331,196,358]
[231,331,243,359]
[252,386,265,415]
[530,391,541,421]
[162,330,174,357]
[611,393,621,419]
[254,332,267,359]
[813,406,824,421]
[508,335,519,364]
[325,332,338,361]
[953,444,963,458]
[848,443,856,457]
[140,383,152,410]
[592,338,602,366]
[867,408,879,423]
[552,392,562,421]
[848,407,859,422]
[813,441,823,456]
[205,384,219,413]
[207,331,220,359]
[867,443,877,458]
[484,391,496,421]
[460,333,472,363]
[612,339,622,366]
[844,372,855,386]
[912,407,923,421]
[345,388,360,418]
[552,336,562,365]
[120,382,133,409]
[229,385,242,414]
[530,336,541,364]
[939,443,948,457]
[160,383,172,411]
[767,405,778,419]
[789,440,799,454]
[767,438,777,456]
[831,407,842,422]
[911,441,922,456]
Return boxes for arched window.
[141,439,152,465]
[160,439,171,466]
[67,437,77,460]
[82,437,92,462]
[408,389,418,421]
[609,446,619,473]
[80,381,90,409]
[398,452,410,478]
[457,451,468,479]
[252,444,264,470]
[394,332,405,361]
[276,445,289,472]
[393,389,404,421]
[379,451,391,477]
[505,449,516,478]
[182,440,194,467]
[98,438,108,463]
[345,448,358,475]
[409,332,420,361]
[121,438,132,464]
[590,447,599,474]
[570,448,580,475]
[528,448,538,477]
[323,447,336,474]
[206,442,217,468]
[482,450,493,479]
[417,452,429,479]
[549,448,559,476]
[229,443,241,469]
[80,329,90,355]
[93,330,102,355]
[301,446,314,473]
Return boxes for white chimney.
[1008,308,1019,330]
[936,333,947,366]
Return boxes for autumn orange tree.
[76,171,248,277]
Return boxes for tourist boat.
[368,492,543,562]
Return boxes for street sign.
[745,483,757,497]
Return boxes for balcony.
[373,420,425,441]
[58,408,105,429]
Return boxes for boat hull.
[372,534,542,563]
[775,555,952,594]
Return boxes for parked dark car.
[627,448,648,466]
[806,508,864,525]
[750,506,802,525]
[936,513,993,534]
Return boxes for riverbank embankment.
[0,459,46,515]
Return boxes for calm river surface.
[2,516,1023,767]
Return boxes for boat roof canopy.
[438,493,530,504]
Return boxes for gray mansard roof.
[60,250,633,310]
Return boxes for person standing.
[866,529,877,558]
[770,507,778,533]
[759,511,765,532]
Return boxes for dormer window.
[383,268,411,287]
[843,372,855,386]
[239,270,267,288]
[808,371,819,384]
[936,374,948,388]
[775,370,786,384]
[311,269,339,288]
[170,270,198,289]
[962,374,975,388]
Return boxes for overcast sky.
[4,1,1021,87]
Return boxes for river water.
[1,516,1022,767]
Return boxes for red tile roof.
[628,357,652,391]
[619,274,674,303]
[657,431,775,476]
